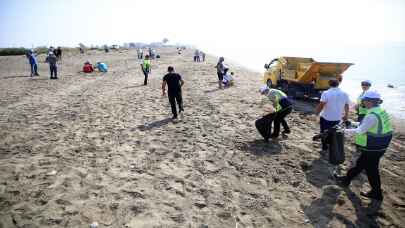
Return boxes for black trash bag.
[255,113,275,140]
[328,128,345,165]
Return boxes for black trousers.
[272,106,292,137]
[143,72,149,85]
[50,65,57,78]
[168,92,183,117]
[346,148,385,198]
[320,117,340,150]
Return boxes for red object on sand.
[83,64,94,73]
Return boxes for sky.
[0,0,404,49]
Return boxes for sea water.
[202,44,405,120]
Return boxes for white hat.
[361,80,372,86]
[362,90,381,100]
[259,85,269,93]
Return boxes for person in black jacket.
[162,66,184,119]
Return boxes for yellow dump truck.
[263,57,353,98]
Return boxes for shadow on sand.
[291,98,319,114]
[122,84,146,89]
[0,75,31,80]
[236,139,282,156]
[301,155,382,227]
[137,117,173,131]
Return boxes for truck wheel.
[266,80,273,88]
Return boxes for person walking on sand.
[259,85,293,138]
[354,80,372,122]
[216,57,225,89]
[26,50,39,77]
[137,48,143,59]
[162,66,184,120]
[194,49,200,62]
[141,55,151,85]
[45,52,58,79]
[335,91,393,201]
[315,79,350,152]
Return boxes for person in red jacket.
[83,61,94,73]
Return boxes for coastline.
[0,47,404,227]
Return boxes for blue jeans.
[30,63,38,76]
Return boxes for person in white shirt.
[315,79,350,151]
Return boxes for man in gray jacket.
[46,52,58,79]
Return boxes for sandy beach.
[0,47,405,228]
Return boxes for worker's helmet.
[259,85,269,94]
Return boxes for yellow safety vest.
[357,92,368,115]
[355,106,393,151]
[143,59,151,71]
[268,89,289,112]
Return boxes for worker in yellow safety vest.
[141,55,151,85]
[259,85,293,138]
[336,90,393,201]
[354,80,372,122]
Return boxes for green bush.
[0,48,28,56]
[34,46,48,55]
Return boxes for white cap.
[362,90,381,100]
[259,85,269,93]
[361,80,372,85]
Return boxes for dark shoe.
[334,174,350,187]
[35,73,40,76]
[172,115,178,120]
[282,129,291,134]
[360,191,383,201]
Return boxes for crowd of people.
[23,47,394,202]
[256,76,392,202]
[25,47,109,79]
[193,49,205,62]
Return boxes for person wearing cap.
[315,79,350,152]
[45,52,58,79]
[354,80,372,122]
[259,85,292,138]
[162,66,184,120]
[336,91,393,201]
[26,50,39,77]
[215,57,225,89]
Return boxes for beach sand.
[0,48,404,227]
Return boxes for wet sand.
[0,48,405,227]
